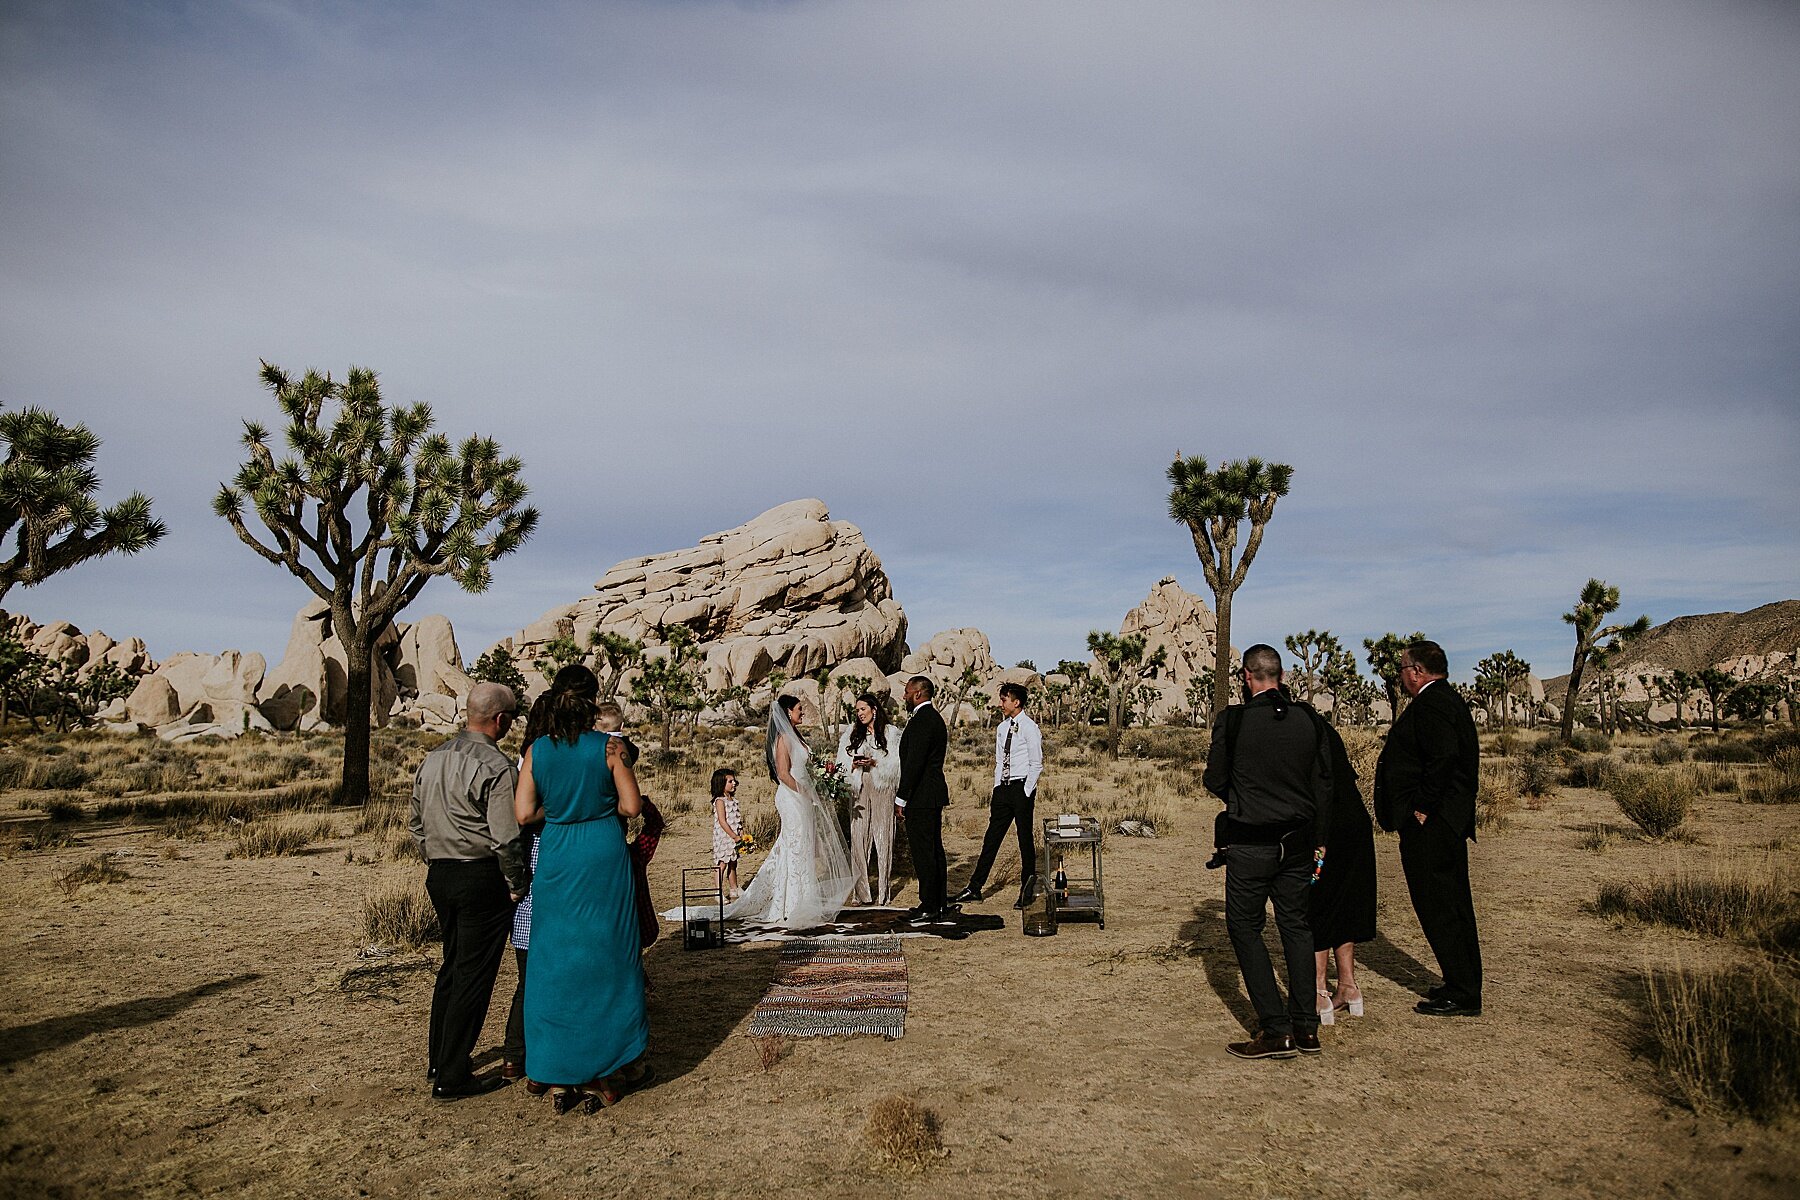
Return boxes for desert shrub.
[361,882,440,948]
[1750,726,1800,761]
[0,821,76,854]
[57,852,130,894]
[1743,748,1800,805]
[1578,826,1618,853]
[1518,750,1559,798]
[746,808,780,849]
[229,815,334,858]
[1648,737,1687,765]
[1563,754,1615,789]
[1603,766,1694,839]
[24,759,94,790]
[1645,963,1800,1121]
[355,794,409,837]
[1124,728,1208,761]
[1594,862,1792,939]
[384,826,422,862]
[1476,761,1520,831]
[0,755,25,789]
[1569,730,1612,754]
[863,1095,944,1171]
[1693,738,1761,764]
[38,796,84,821]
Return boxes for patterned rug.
[722,908,1008,943]
[745,936,908,1039]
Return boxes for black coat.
[898,702,950,809]
[1374,681,1480,839]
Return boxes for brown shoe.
[501,1060,524,1081]
[1226,1031,1296,1060]
[1294,1031,1322,1055]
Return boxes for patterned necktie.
[1003,720,1014,780]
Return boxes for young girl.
[710,768,743,899]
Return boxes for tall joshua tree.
[215,363,537,805]
[1167,455,1291,719]
[1284,629,1340,704]
[1364,631,1426,720]
[1475,650,1532,729]
[0,406,167,600]
[1559,578,1649,744]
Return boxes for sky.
[2,0,1796,684]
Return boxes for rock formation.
[1108,577,1236,723]
[492,499,909,699]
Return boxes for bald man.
[410,681,525,1099]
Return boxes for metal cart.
[680,866,725,950]
[1040,816,1105,930]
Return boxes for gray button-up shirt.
[409,729,529,894]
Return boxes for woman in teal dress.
[513,665,652,1113]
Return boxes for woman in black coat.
[1312,720,1377,1023]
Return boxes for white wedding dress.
[666,707,856,931]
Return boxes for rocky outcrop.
[1108,577,1236,723]
[494,499,910,699]
[2,610,156,679]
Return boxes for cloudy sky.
[3,0,1796,683]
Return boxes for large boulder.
[152,652,222,714]
[395,614,473,700]
[1108,576,1236,723]
[125,675,182,725]
[495,499,910,694]
[256,599,397,730]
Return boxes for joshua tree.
[1319,644,1366,725]
[1559,579,1650,744]
[215,363,537,804]
[1167,454,1291,719]
[1644,672,1691,728]
[1364,631,1426,720]
[1724,679,1781,728]
[590,630,644,701]
[1694,668,1735,734]
[1475,651,1532,729]
[1052,660,1098,727]
[0,406,166,600]
[468,646,528,699]
[1283,630,1337,704]
[1088,630,1167,759]
[942,663,982,729]
[534,634,586,681]
[631,625,704,753]
[1183,668,1216,728]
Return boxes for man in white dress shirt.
[951,682,1044,910]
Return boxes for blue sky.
[2,0,1796,682]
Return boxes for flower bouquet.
[807,753,854,809]
[733,830,759,857]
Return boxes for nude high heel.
[1336,993,1364,1018]
[1317,989,1336,1026]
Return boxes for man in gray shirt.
[408,681,526,1100]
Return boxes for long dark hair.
[519,688,556,756]
[767,694,801,781]
[846,692,889,754]
[543,664,600,746]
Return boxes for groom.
[897,675,952,925]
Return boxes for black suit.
[898,701,950,912]
[1374,680,1483,1006]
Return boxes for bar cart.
[1040,815,1105,930]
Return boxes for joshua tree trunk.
[341,638,373,806]
[1559,647,1587,744]
[1212,590,1234,719]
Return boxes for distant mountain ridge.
[1542,600,1800,698]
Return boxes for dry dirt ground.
[2,737,1797,1199]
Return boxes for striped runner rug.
[745,935,907,1039]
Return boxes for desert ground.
[1,723,1796,1199]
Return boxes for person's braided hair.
[543,664,600,746]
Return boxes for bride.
[721,694,856,930]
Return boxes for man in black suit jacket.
[897,675,952,923]
[1374,639,1484,1016]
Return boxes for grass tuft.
[1645,963,1800,1121]
[57,852,131,895]
[361,881,439,948]
[1595,861,1793,941]
[1604,765,1695,839]
[863,1094,944,1171]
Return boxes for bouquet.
[807,752,854,809]
[733,830,759,857]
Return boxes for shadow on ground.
[0,973,263,1067]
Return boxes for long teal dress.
[523,732,648,1085]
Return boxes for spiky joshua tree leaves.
[214,362,538,804]
[1167,454,1291,720]
[1088,631,1167,759]
[1559,579,1649,744]
[0,407,167,600]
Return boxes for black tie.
[1003,721,1014,780]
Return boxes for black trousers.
[425,858,511,1087]
[502,948,527,1068]
[1399,813,1484,1005]
[1224,844,1319,1038]
[906,803,947,912]
[967,781,1035,893]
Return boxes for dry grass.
[863,1094,944,1171]
[384,826,423,862]
[57,852,131,895]
[0,821,77,855]
[752,1034,790,1072]
[1645,962,1800,1121]
[360,881,439,948]
[229,815,336,858]
[1477,761,1521,831]
[1604,765,1696,840]
[1595,860,1793,942]
[1744,748,1800,805]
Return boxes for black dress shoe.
[1294,1031,1322,1055]
[1414,996,1482,1018]
[1014,875,1038,910]
[948,885,981,905]
[906,909,939,927]
[432,1075,508,1101]
[427,1066,438,1081]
